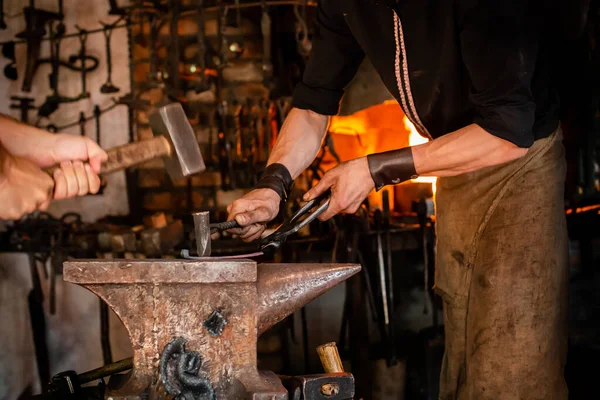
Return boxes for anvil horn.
[257,263,361,335]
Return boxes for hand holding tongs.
[259,191,331,256]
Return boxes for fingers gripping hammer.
[45,103,206,181]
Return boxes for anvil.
[63,259,360,399]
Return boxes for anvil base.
[63,259,360,399]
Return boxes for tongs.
[259,191,331,256]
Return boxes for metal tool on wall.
[78,111,86,137]
[0,0,6,30]
[108,0,127,16]
[216,101,235,190]
[100,20,121,94]
[38,21,94,118]
[17,5,62,92]
[2,40,17,80]
[68,26,91,99]
[382,189,397,366]
[195,0,210,93]
[93,104,102,146]
[261,0,273,87]
[168,0,181,98]
[10,96,36,123]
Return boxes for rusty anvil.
[64,258,360,399]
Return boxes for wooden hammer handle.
[317,342,344,373]
[45,136,171,176]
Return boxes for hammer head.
[149,103,206,180]
[193,211,211,257]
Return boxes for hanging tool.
[2,41,17,80]
[17,6,62,92]
[100,20,120,94]
[28,253,51,393]
[93,104,102,146]
[195,0,210,93]
[227,0,245,58]
[38,21,85,118]
[382,190,397,366]
[168,0,181,98]
[44,103,205,181]
[78,111,86,137]
[68,26,90,99]
[108,0,126,16]
[217,0,228,71]
[382,190,394,320]
[374,208,398,366]
[216,101,235,190]
[10,96,36,123]
[261,0,273,87]
[146,13,161,85]
[134,12,147,47]
[416,197,432,315]
[0,0,6,30]
[184,191,331,259]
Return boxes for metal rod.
[0,22,131,47]
[78,357,133,384]
[100,299,113,365]
[376,230,390,326]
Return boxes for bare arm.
[226,108,329,241]
[412,123,528,177]
[304,123,529,221]
[266,108,330,177]
[0,113,107,209]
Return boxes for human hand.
[226,188,281,242]
[303,157,374,221]
[0,152,54,220]
[36,134,107,199]
[35,133,107,172]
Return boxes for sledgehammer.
[45,103,205,180]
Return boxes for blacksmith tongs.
[259,191,331,256]
[182,191,331,259]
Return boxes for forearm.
[0,113,53,158]
[412,124,528,177]
[367,123,530,190]
[267,108,330,178]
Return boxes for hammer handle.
[317,342,344,373]
[45,136,171,176]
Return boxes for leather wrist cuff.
[367,147,418,191]
[255,163,294,202]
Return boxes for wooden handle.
[317,342,344,373]
[44,136,171,176]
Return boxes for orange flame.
[404,117,437,194]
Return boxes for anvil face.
[63,259,360,399]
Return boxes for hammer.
[45,102,205,180]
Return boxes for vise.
[63,259,360,399]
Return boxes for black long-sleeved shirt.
[291,0,560,148]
